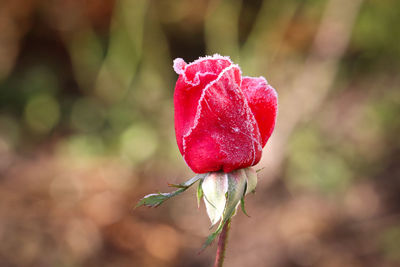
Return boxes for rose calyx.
[136,167,258,249]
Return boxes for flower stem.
[213,219,231,267]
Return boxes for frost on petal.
[183,55,232,86]
[174,55,232,155]
[173,58,187,75]
[241,76,278,147]
[182,65,262,173]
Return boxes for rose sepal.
[201,167,258,250]
[135,173,206,208]
[135,167,258,251]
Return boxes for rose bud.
[173,54,278,174]
[137,55,278,251]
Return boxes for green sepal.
[168,183,188,189]
[201,169,247,250]
[200,230,220,252]
[135,174,205,208]
[135,190,184,208]
[197,179,204,208]
[174,174,206,188]
[240,197,250,217]
[244,167,258,194]
[201,172,228,226]
[222,169,247,222]
[200,217,227,251]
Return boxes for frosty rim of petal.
[173,54,234,86]
[181,63,242,157]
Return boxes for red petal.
[174,55,232,155]
[180,65,262,173]
[241,76,278,147]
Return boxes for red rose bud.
[173,54,278,173]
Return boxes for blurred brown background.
[0,0,399,266]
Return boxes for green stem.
[213,219,231,267]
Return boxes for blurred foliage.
[0,0,400,266]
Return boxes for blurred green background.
[0,0,399,266]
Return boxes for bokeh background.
[0,0,399,266]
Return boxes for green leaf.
[135,174,205,208]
